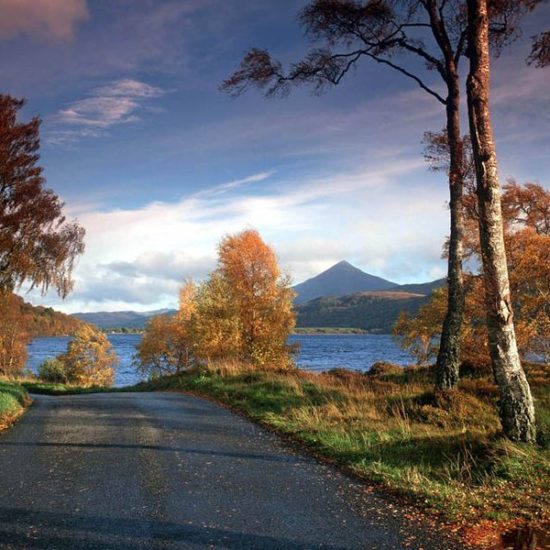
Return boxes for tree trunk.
[466,0,536,442]
[436,80,465,390]
[424,0,465,390]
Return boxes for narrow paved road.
[0,392,465,549]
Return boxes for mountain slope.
[295,290,428,333]
[394,278,445,295]
[73,309,177,329]
[5,293,87,337]
[293,261,397,304]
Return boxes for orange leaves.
[59,325,117,387]
[393,288,448,365]
[395,181,550,366]
[0,95,85,297]
[214,229,295,367]
[137,229,296,375]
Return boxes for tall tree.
[222,1,544,391]
[0,95,85,298]
[222,1,475,390]
[465,0,536,442]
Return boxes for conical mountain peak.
[293,261,397,304]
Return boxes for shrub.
[60,325,117,387]
[38,358,68,383]
[368,361,403,378]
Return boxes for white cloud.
[47,79,165,144]
[0,0,88,41]
[25,160,449,313]
[193,171,275,201]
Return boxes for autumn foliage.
[136,282,196,378]
[136,230,296,375]
[394,181,550,366]
[56,325,117,387]
[0,291,29,377]
[0,291,87,377]
[0,95,85,297]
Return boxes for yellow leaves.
[137,229,296,376]
[136,311,196,377]
[396,181,550,366]
[213,229,295,367]
[60,325,117,387]
[393,288,447,365]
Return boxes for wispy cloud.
[26,159,448,313]
[195,171,275,198]
[47,79,165,144]
[0,0,88,41]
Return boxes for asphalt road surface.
[0,392,466,549]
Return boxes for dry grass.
[135,360,550,535]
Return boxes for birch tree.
[464,0,537,441]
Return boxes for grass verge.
[0,379,31,431]
[131,361,550,541]
[21,381,122,395]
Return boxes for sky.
[2,0,549,313]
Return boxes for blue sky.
[2,0,549,313]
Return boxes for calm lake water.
[26,333,414,388]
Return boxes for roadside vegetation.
[0,380,30,431]
[132,361,550,537]
[130,226,550,543]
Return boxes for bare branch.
[365,52,447,104]
[527,30,550,67]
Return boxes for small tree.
[193,230,296,368]
[60,325,117,387]
[217,229,296,367]
[135,315,192,378]
[135,280,197,378]
[0,290,29,377]
[38,357,68,384]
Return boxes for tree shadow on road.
[0,506,351,550]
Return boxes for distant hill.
[5,293,87,337]
[293,261,397,304]
[394,279,445,295]
[294,275,445,333]
[71,264,446,333]
[295,290,430,333]
[73,309,177,329]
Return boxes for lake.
[26,333,415,387]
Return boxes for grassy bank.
[21,381,121,395]
[0,380,31,430]
[133,362,550,537]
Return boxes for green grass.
[0,379,30,429]
[131,362,550,532]
[21,381,122,395]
